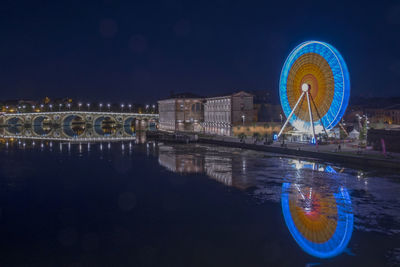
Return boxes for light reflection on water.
[157,143,400,262]
[0,140,399,265]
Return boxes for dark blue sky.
[1,0,399,103]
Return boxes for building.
[254,103,282,123]
[203,91,254,136]
[157,93,204,132]
[365,104,400,125]
[251,90,282,123]
[343,105,364,124]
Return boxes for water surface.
[0,140,399,266]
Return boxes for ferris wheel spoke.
[309,93,329,138]
[306,91,316,143]
[278,91,306,138]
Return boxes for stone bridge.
[0,111,158,141]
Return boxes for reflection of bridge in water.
[0,111,158,141]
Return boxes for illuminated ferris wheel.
[281,182,353,258]
[277,41,350,142]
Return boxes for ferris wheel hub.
[301,83,310,92]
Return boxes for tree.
[253,132,261,144]
[339,127,346,140]
[238,133,247,143]
[359,119,367,141]
[263,133,271,145]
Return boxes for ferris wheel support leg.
[306,91,317,144]
[309,94,329,139]
[339,122,349,137]
[277,91,305,138]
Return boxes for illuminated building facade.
[157,93,204,132]
[203,91,254,136]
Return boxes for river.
[0,139,399,266]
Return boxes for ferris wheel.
[277,41,350,142]
[281,182,353,258]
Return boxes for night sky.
[1,0,400,103]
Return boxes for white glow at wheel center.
[301,83,310,92]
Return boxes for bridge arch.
[94,116,117,136]
[5,116,24,125]
[32,115,52,136]
[5,125,23,135]
[62,114,86,137]
[123,116,136,135]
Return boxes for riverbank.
[148,131,400,171]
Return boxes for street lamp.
[87,103,90,111]
[78,103,82,111]
[49,104,53,111]
[40,104,44,111]
[67,103,71,110]
[107,103,111,111]
[242,114,245,125]
[121,104,125,112]
[99,103,103,111]
[128,104,132,112]
[59,103,62,111]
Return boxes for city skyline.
[1,2,400,265]
[1,0,400,103]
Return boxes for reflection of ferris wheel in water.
[281,182,353,258]
[278,41,350,142]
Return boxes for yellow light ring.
[288,191,338,244]
[286,53,334,122]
